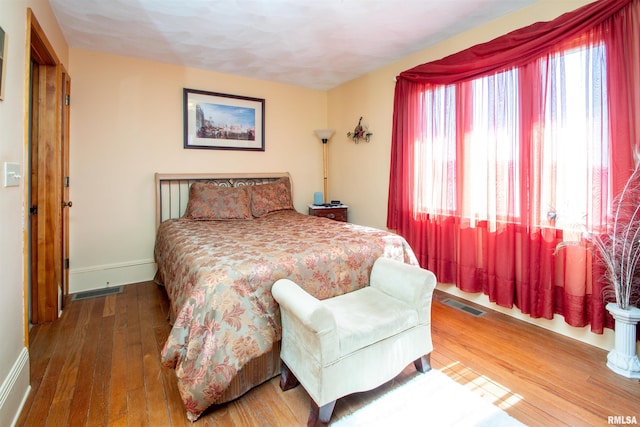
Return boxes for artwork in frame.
[183,88,265,151]
[0,26,6,101]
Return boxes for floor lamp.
[314,129,335,205]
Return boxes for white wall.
[0,3,29,425]
[0,0,68,425]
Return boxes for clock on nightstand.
[308,204,348,222]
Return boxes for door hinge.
[29,205,38,215]
[65,176,70,187]
[65,94,70,106]
[64,258,70,269]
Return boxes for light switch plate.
[4,162,22,187]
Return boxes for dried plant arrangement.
[594,163,640,309]
[555,158,640,378]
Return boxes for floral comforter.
[154,209,418,421]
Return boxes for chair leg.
[414,353,432,373]
[279,361,300,391]
[308,399,336,427]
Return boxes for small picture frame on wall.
[0,26,7,101]
[183,88,265,151]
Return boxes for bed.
[153,172,419,421]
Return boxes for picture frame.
[183,88,265,151]
[0,26,6,101]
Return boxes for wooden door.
[61,70,71,299]
[28,59,40,323]
[28,9,64,324]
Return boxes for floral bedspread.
[154,209,418,421]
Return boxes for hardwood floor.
[16,281,640,426]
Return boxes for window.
[389,0,638,332]
[414,42,609,234]
[539,44,608,233]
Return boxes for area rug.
[332,369,526,427]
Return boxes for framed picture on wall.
[0,26,6,101]
[183,88,265,151]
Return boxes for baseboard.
[437,283,617,351]
[69,259,157,294]
[0,347,30,427]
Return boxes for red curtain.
[399,0,630,86]
[388,0,640,333]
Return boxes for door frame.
[24,8,66,330]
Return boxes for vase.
[605,303,640,379]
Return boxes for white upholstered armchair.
[272,257,437,426]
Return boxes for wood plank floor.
[16,281,640,426]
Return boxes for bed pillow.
[183,183,253,220]
[251,178,294,217]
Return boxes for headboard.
[155,172,292,230]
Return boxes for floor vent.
[72,286,122,301]
[442,298,486,317]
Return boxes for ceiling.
[49,0,540,90]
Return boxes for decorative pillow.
[251,178,294,217]
[183,183,252,220]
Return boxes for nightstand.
[308,204,348,222]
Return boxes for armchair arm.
[272,279,339,363]
[369,258,437,323]
[272,279,336,333]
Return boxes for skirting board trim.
[437,282,617,351]
[69,259,156,294]
[70,258,155,274]
[0,347,30,427]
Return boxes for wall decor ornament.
[183,88,265,151]
[347,116,372,143]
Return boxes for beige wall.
[0,0,68,424]
[0,1,621,422]
[67,49,328,292]
[326,0,615,350]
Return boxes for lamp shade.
[314,129,335,141]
